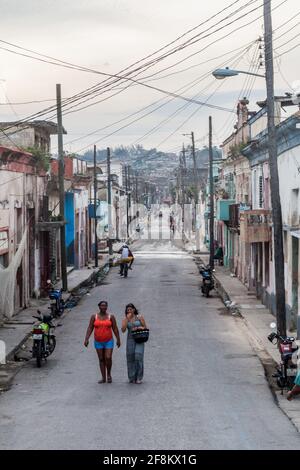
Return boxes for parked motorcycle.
[31,310,58,368]
[199,264,214,297]
[46,280,64,317]
[267,322,299,393]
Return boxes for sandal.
[98,379,106,384]
[107,376,112,383]
[135,379,143,384]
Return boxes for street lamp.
[212,67,265,80]
[211,0,287,337]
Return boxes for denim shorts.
[94,339,114,349]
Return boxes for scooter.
[267,322,299,393]
[199,264,214,297]
[31,310,58,368]
[46,280,64,317]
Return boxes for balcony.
[240,210,271,243]
[216,199,235,221]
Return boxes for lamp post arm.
[234,69,265,78]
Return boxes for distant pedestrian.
[118,244,134,275]
[84,301,120,383]
[121,303,147,384]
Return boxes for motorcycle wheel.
[48,335,56,355]
[205,286,210,297]
[50,305,56,317]
[34,340,42,368]
[276,376,285,389]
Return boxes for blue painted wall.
[65,193,75,266]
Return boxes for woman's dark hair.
[125,303,139,316]
[98,300,108,307]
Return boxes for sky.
[0,0,299,155]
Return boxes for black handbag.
[131,328,149,343]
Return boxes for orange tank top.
[94,314,113,343]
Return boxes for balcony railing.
[240,209,271,243]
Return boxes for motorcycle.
[267,322,299,393]
[199,264,214,297]
[31,310,58,368]
[46,280,64,317]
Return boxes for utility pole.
[264,0,286,337]
[191,132,200,251]
[93,145,98,268]
[182,143,187,170]
[56,84,67,291]
[209,116,215,270]
[180,149,186,241]
[107,147,113,256]
[124,165,129,238]
[135,170,138,203]
[128,165,131,231]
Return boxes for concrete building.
[47,156,91,281]
[0,146,47,319]
[243,110,300,329]
[0,120,65,153]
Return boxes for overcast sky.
[0,0,299,155]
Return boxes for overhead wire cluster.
[0,0,270,135]
[0,0,298,155]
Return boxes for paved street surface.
[1,239,300,450]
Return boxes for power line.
[0,0,268,132]
[63,41,255,151]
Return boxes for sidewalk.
[0,249,117,365]
[195,251,300,432]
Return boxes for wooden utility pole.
[182,143,187,170]
[93,145,98,268]
[124,165,129,238]
[191,131,200,251]
[128,165,131,230]
[180,151,185,240]
[107,147,113,256]
[135,170,138,203]
[209,116,215,270]
[56,84,67,291]
[264,0,286,336]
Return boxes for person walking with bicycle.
[84,301,120,383]
[118,244,134,276]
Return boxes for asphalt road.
[1,239,300,450]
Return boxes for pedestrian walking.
[84,300,120,383]
[118,244,134,276]
[121,303,147,384]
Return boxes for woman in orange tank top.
[84,301,120,383]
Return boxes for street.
[0,240,300,450]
